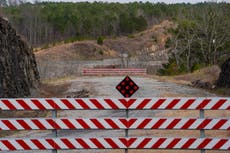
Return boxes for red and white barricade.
[0,98,229,151]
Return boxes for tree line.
[1,1,178,47]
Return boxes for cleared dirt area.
[1,76,229,153]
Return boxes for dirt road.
[3,76,228,153]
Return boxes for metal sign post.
[200,109,205,153]
[52,110,57,153]
[116,76,139,153]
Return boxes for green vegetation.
[97,36,104,45]
[158,2,230,75]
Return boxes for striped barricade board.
[0,138,229,151]
[0,118,229,130]
[82,68,147,76]
[0,98,229,151]
[0,98,229,110]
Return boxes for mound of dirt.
[36,41,119,61]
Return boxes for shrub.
[97,36,104,45]
[158,58,187,75]
[165,38,172,48]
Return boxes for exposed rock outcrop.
[217,58,230,88]
[191,80,215,89]
[0,17,39,98]
[66,89,90,98]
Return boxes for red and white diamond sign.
[116,76,139,98]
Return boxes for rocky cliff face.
[0,17,39,98]
[217,58,230,88]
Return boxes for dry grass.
[154,65,221,86]
[153,65,230,96]
[35,40,119,61]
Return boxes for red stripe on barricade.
[104,99,119,109]
[166,99,180,109]
[136,138,151,148]
[32,119,46,129]
[61,138,75,149]
[213,139,228,149]
[46,139,61,149]
[105,138,119,148]
[181,138,196,149]
[31,99,46,110]
[76,99,90,109]
[212,99,227,109]
[17,120,32,130]
[46,99,61,109]
[151,138,166,148]
[166,138,181,149]
[166,119,181,129]
[47,119,61,129]
[196,99,211,109]
[151,99,166,109]
[181,119,196,129]
[76,139,90,149]
[16,140,31,150]
[77,119,90,129]
[60,99,75,109]
[197,138,212,149]
[91,138,105,149]
[181,99,196,109]
[61,119,75,129]
[1,140,17,150]
[31,139,46,149]
[17,100,31,110]
[152,119,166,129]
[91,119,105,129]
[104,119,121,129]
[2,100,17,110]
[90,99,104,109]
[136,99,151,109]
[212,119,227,129]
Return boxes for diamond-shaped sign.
[116,76,139,98]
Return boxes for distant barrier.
[82,68,147,76]
[0,98,229,152]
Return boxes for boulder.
[217,58,230,88]
[0,17,39,97]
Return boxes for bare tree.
[196,3,230,65]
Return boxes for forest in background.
[1,1,177,47]
[0,1,230,74]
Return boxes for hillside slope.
[35,20,175,79]
[36,20,174,61]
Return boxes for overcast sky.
[42,0,229,3]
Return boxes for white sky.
[41,0,229,3]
